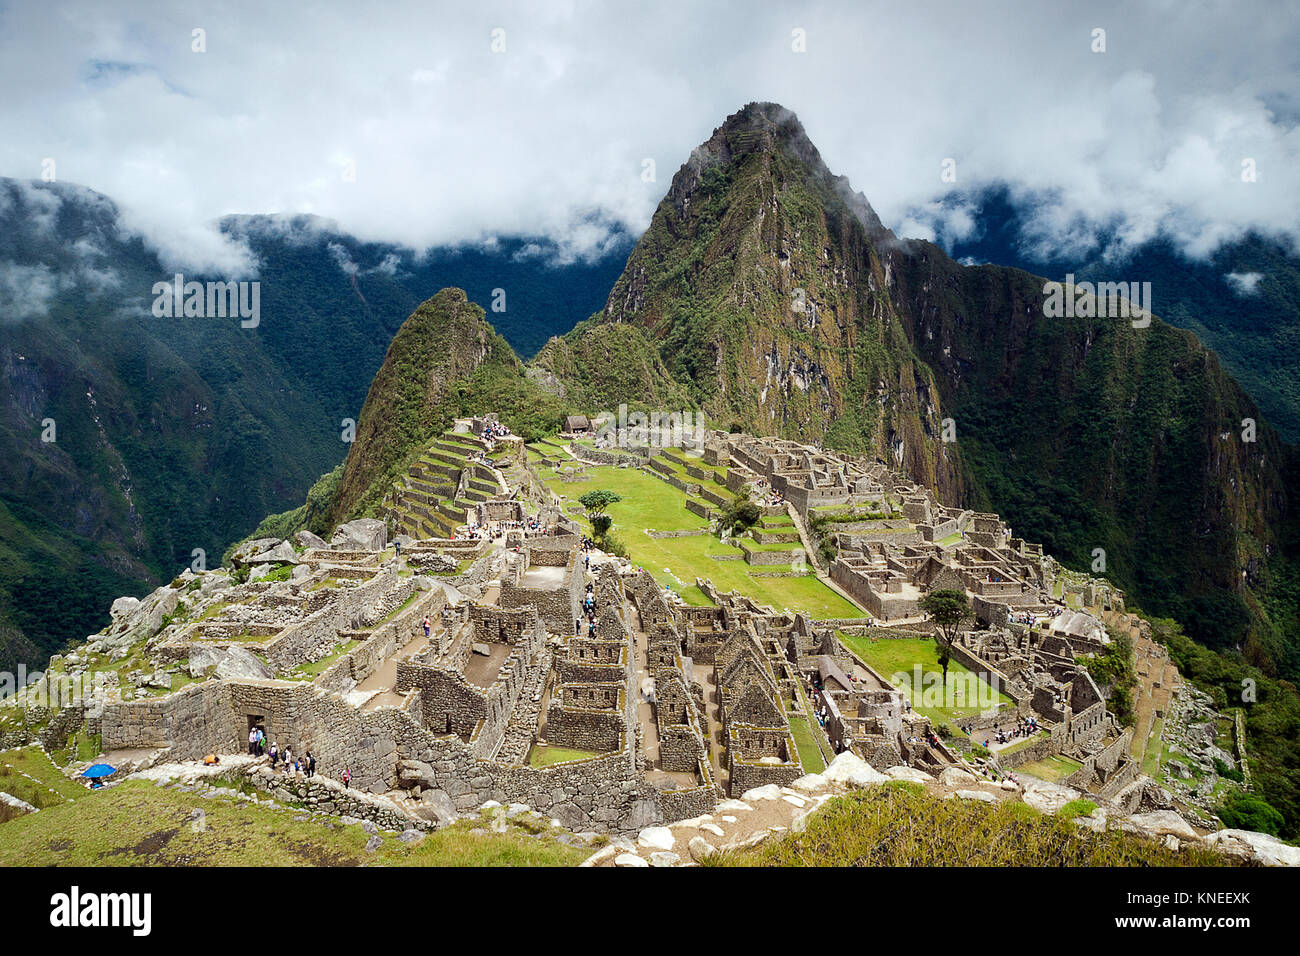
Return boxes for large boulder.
[1202,829,1300,867]
[885,766,934,784]
[142,588,181,633]
[637,826,675,850]
[823,752,889,789]
[331,518,387,552]
[218,648,271,680]
[110,596,141,621]
[1021,780,1081,815]
[415,789,457,827]
[294,530,329,550]
[1123,810,1200,842]
[937,766,980,788]
[228,537,281,567]
[189,646,273,681]
[398,759,436,789]
[248,540,299,565]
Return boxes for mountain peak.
[672,102,891,242]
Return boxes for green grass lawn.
[543,464,709,533]
[541,461,866,619]
[0,746,86,809]
[676,585,715,607]
[838,634,1012,733]
[1140,716,1166,776]
[1018,754,1084,783]
[0,776,588,867]
[527,745,600,767]
[787,716,826,774]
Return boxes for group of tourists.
[985,714,1040,748]
[1006,606,1064,628]
[576,582,598,637]
[814,704,830,729]
[460,517,548,542]
[243,725,352,788]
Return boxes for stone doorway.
[246,714,267,756]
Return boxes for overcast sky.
[1,0,1297,274]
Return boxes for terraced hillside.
[384,431,506,539]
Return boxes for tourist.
[270,743,279,767]
[422,616,432,639]
[248,727,258,756]
[306,752,316,778]
[342,767,352,789]
[283,746,293,772]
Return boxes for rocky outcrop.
[331,518,387,552]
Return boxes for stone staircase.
[385,432,506,540]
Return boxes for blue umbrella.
[81,764,116,779]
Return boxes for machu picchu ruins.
[4,414,1286,868]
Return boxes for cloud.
[1225,271,1264,295]
[326,241,359,276]
[0,0,1295,270]
[0,262,68,318]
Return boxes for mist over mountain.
[937,184,1300,443]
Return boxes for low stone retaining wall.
[739,542,804,565]
[244,764,422,831]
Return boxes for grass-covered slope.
[0,749,587,866]
[329,288,521,524]
[710,785,1233,867]
[529,318,693,412]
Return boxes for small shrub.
[1058,798,1098,820]
[1212,757,1245,783]
[1217,792,1284,837]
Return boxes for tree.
[578,489,621,540]
[919,589,972,683]
[719,489,761,536]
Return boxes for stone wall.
[729,755,802,795]
[101,681,235,757]
[247,765,422,832]
[261,569,417,673]
[398,731,662,832]
[738,542,805,566]
[498,550,582,632]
